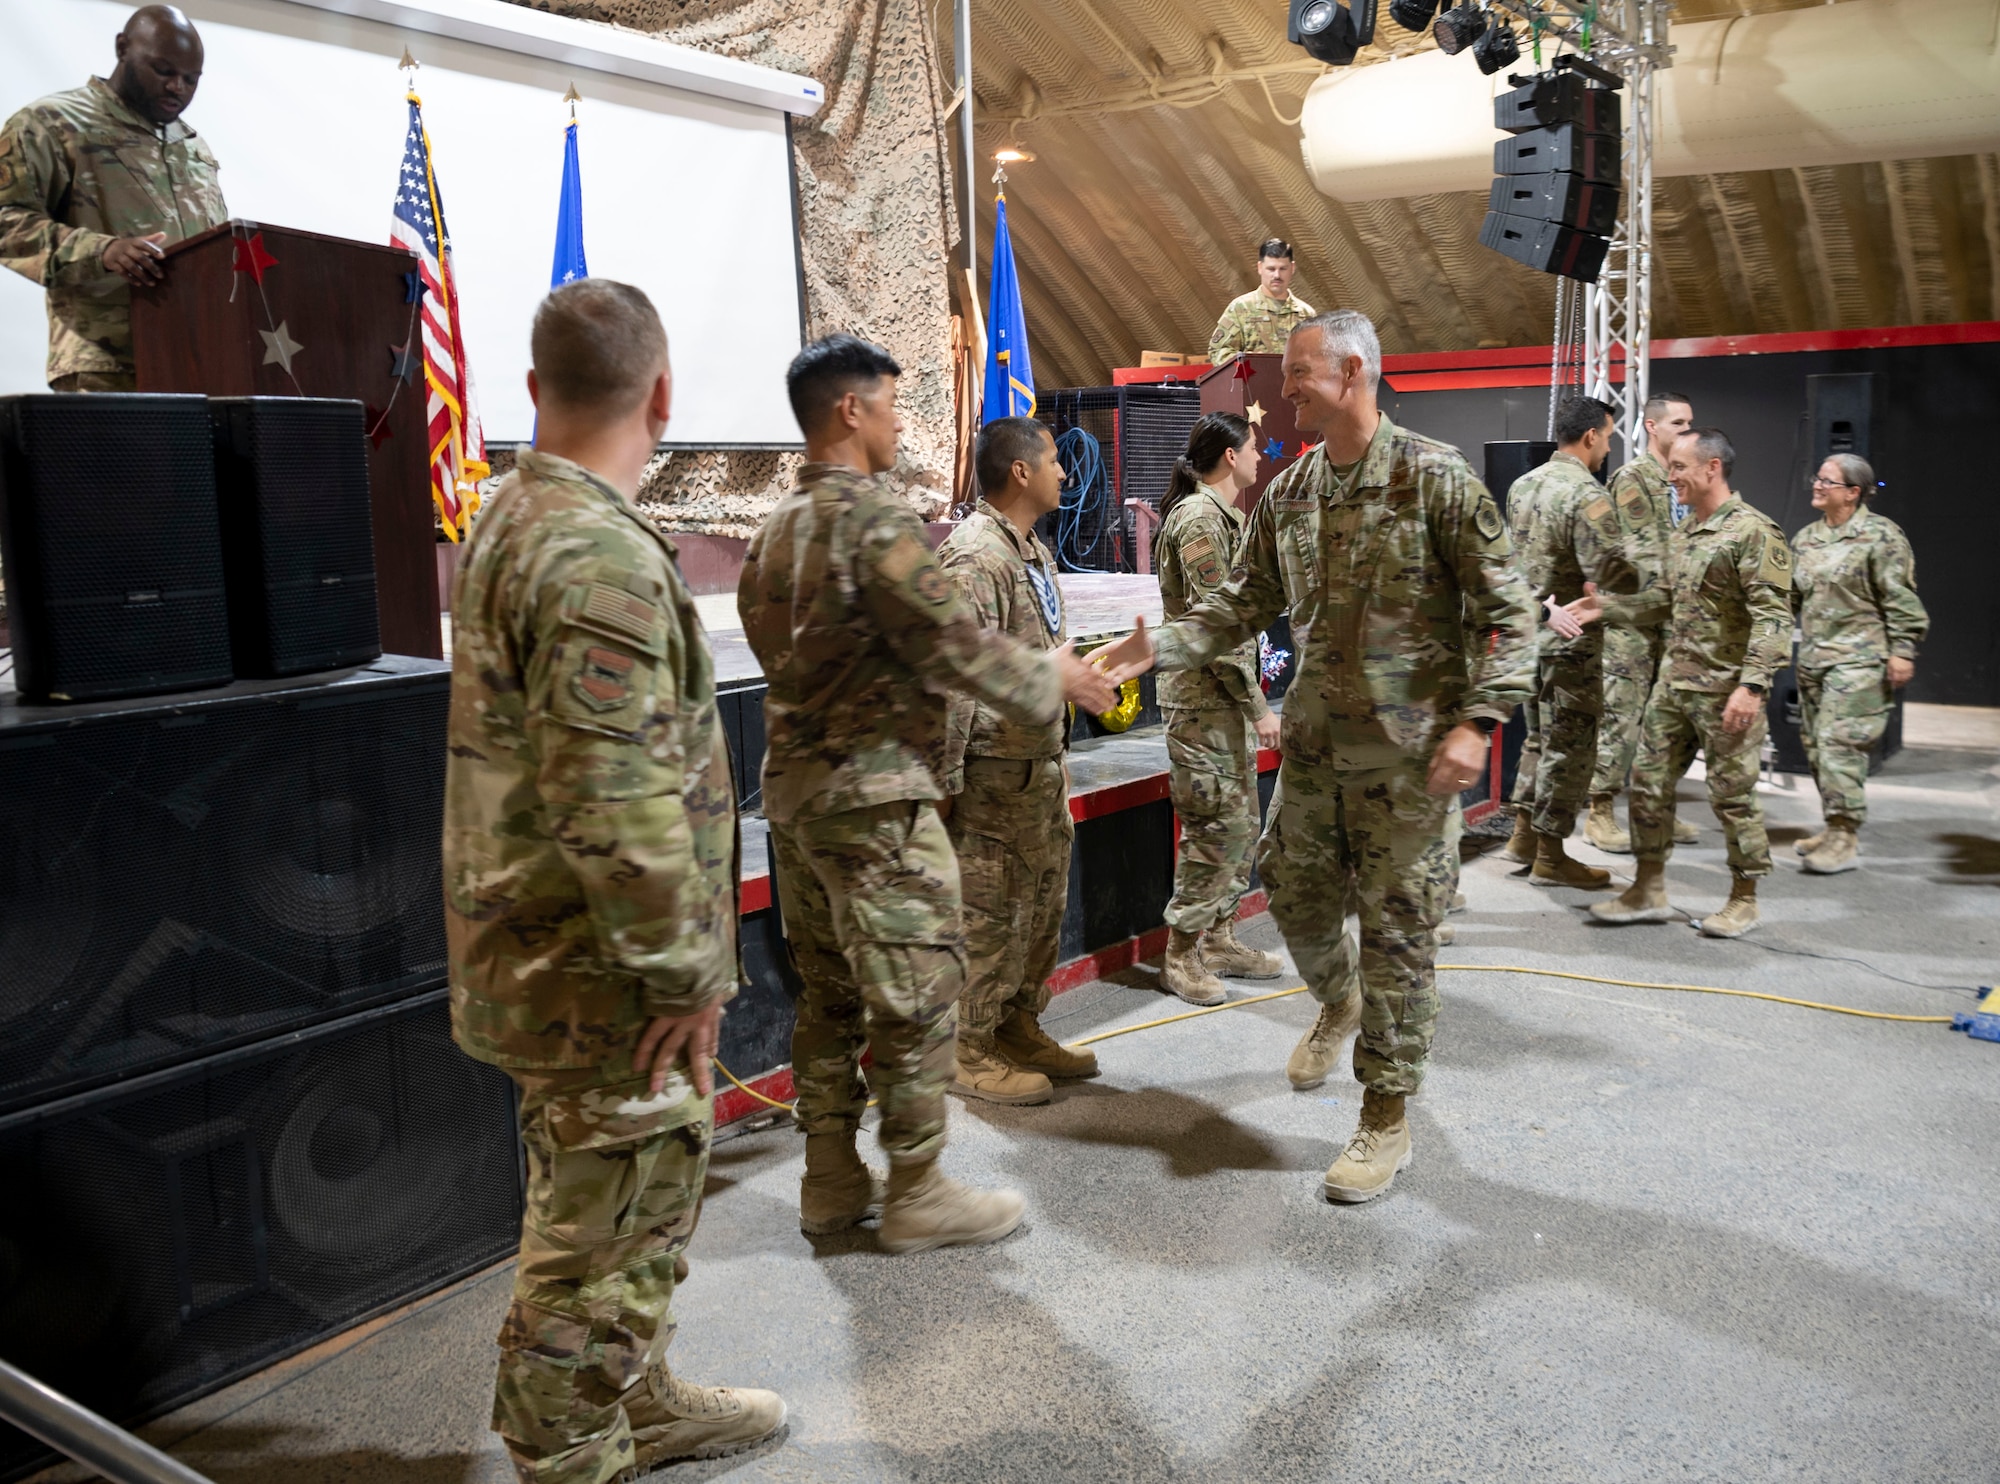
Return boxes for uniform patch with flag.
[392,91,488,541]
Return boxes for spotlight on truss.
[1288,0,1378,65]
[1433,2,1487,54]
[1387,0,1440,33]
[1472,21,1520,74]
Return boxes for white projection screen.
[2,0,812,446]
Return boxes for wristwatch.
[1742,682,1767,696]
[1470,716,1500,735]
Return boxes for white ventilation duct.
[1299,0,2000,202]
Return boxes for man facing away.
[1095,310,1536,1204]
[1505,393,1640,889]
[1586,391,1700,853]
[936,416,1102,1105]
[1206,237,1317,364]
[738,336,1117,1251]
[445,279,784,1483]
[0,5,228,389]
[1570,427,1793,938]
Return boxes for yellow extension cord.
[712,964,1956,1112]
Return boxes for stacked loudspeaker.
[0,396,519,1480]
[1480,63,1622,283]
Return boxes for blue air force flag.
[982,193,1035,422]
[550,117,588,287]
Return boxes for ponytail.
[1160,411,1254,521]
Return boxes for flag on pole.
[550,113,588,287]
[391,90,487,541]
[981,190,1035,422]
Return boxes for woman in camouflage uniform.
[1789,454,1929,874]
[1153,412,1285,1004]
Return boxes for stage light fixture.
[1472,21,1520,74]
[1387,0,1440,32]
[1433,3,1488,54]
[1288,0,1378,66]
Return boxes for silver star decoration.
[260,321,304,374]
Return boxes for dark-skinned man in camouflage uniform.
[445,280,785,1483]
[1569,427,1793,939]
[0,5,228,390]
[738,335,1117,1253]
[1095,310,1536,1205]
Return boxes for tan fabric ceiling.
[947,0,2000,389]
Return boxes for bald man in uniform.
[0,6,229,390]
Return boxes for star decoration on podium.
[364,406,394,449]
[1232,359,1256,381]
[402,268,426,304]
[1246,400,1266,427]
[259,321,303,373]
[231,230,279,284]
[1262,437,1285,461]
[389,340,422,384]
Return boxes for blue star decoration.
[402,268,426,304]
[389,340,421,384]
[1263,437,1285,462]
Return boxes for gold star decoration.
[259,321,303,373]
[1246,400,1266,426]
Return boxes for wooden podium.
[129,220,442,658]
[1198,353,1308,513]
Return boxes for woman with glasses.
[1788,454,1929,873]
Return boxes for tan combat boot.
[1802,819,1859,875]
[799,1132,885,1235]
[1795,822,1830,856]
[1449,891,1467,914]
[1322,1089,1413,1204]
[996,1007,1099,1080]
[624,1364,787,1468]
[952,1036,1053,1106]
[1673,815,1700,843]
[1497,809,1537,864]
[1583,794,1632,854]
[878,1157,1026,1254]
[1286,992,1362,1090]
[1436,922,1456,947]
[1203,919,1285,979]
[1530,831,1612,888]
[1589,859,1674,924]
[1698,875,1761,938]
[1161,928,1227,1006]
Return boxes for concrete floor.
[36,725,1999,1484]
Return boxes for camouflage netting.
[502,0,960,535]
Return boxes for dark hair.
[1680,426,1736,481]
[786,333,902,435]
[1644,390,1692,420]
[530,278,669,416]
[1554,393,1616,446]
[974,416,1053,496]
[1160,411,1254,520]
[1257,237,1295,261]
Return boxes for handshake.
[1050,617,1160,713]
[1542,584,1609,640]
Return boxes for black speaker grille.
[212,398,381,676]
[0,660,450,1113]
[0,993,521,1481]
[0,395,233,700]
[1117,384,1204,508]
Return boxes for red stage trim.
[740,875,771,915]
[714,1067,794,1127]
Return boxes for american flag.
[392,93,487,540]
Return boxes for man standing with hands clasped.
[1093,310,1535,1204]
[1566,428,1792,938]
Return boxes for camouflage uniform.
[444,450,738,1484]
[738,463,1062,1163]
[1592,452,1675,795]
[1151,416,1536,1094]
[1603,494,1793,874]
[1506,452,1640,836]
[0,78,228,388]
[1157,482,1271,931]
[1206,289,1317,363]
[1790,507,1928,824]
[935,501,1074,1042]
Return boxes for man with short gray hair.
[1094,309,1536,1204]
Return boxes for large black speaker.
[1492,124,1620,185]
[1484,439,1556,514]
[0,656,450,1115]
[0,992,522,1482]
[1487,170,1619,236]
[0,394,233,703]
[1806,373,1874,467]
[211,398,382,677]
[1479,211,1612,282]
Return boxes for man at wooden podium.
[0,5,228,391]
[1205,237,1316,365]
